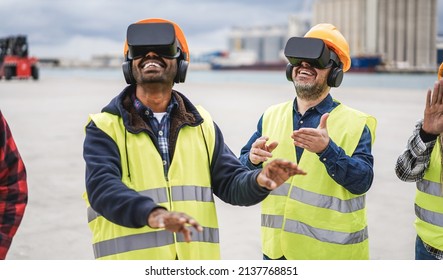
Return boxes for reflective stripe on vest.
[262,214,284,229]
[415,204,443,227]
[289,186,365,213]
[261,100,376,259]
[87,185,214,223]
[284,219,368,245]
[262,185,367,244]
[84,105,220,260]
[262,214,369,245]
[417,180,443,197]
[93,227,219,259]
[415,140,443,250]
[262,185,365,221]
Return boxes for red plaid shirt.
[0,111,28,259]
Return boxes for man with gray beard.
[239,23,377,260]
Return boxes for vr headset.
[126,22,180,60]
[284,37,340,69]
[284,37,344,87]
[122,22,188,84]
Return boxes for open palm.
[423,80,443,135]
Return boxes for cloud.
[1,0,441,59]
[0,0,307,59]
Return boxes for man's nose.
[144,51,159,58]
[300,61,312,67]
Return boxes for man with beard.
[82,18,306,260]
[239,23,377,260]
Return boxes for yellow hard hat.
[304,23,351,72]
[123,18,190,62]
[438,62,443,80]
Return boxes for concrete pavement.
[0,71,427,259]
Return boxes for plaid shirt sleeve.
[0,111,28,259]
[395,119,437,182]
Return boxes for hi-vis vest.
[83,106,220,260]
[415,138,443,251]
[261,100,376,260]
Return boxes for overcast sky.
[1,0,442,60]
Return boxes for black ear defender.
[122,58,136,85]
[175,58,188,83]
[327,63,343,87]
[286,63,294,82]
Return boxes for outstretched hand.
[148,208,203,243]
[422,79,443,135]
[291,113,330,153]
[257,159,306,190]
[249,136,279,165]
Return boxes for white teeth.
[300,70,313,75]
[143,62,161,69]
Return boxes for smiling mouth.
[298,68,315,76]
[142,62,162,69]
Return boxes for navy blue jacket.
[83,85,269,228]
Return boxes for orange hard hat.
[123,18,190,62]
[438,62,443,80]
[304,23,351,72]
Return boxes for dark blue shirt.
[239,94,374,195]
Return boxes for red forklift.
[0,35,39,80]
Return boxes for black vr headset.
[284,37,344,87]
[122,22,188,84]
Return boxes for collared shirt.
[0,111,28,259]
[132,94,178,178]
[395,119,438,182]
[239,94,374,195]
[395,119,443,259]
[292,95,339,161]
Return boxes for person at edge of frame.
[395,62,443,260]
[0,110,28,260]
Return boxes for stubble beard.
[135,71,175,85]
[294,80,328,101]
[133,63,176,85]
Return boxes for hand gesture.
[291,113,330,153]
[257,159,306,190]
[148,208,203,243]
[422,79,443,135]
[249,136,278,165]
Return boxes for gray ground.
[1,72,425,260]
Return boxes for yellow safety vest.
[83,106,220,260]
[415,138,443,251]
[261,100,376,259]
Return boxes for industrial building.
[221,0,438,72]
[228,25,287,64]
[312,0,438,71]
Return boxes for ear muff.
[174,59,188,83]
[327,65,343,87]
[122,59,136,84]
[286,63,294,81]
